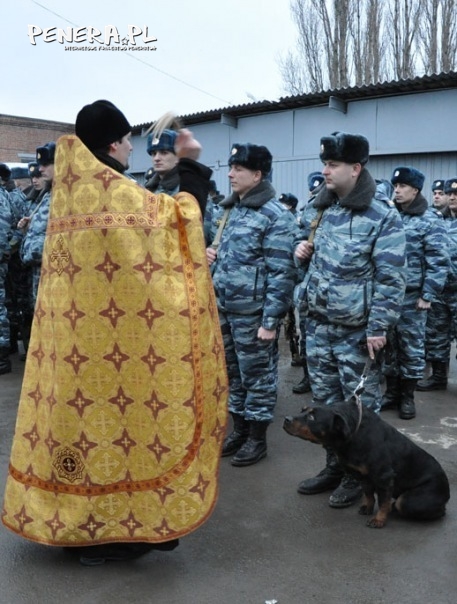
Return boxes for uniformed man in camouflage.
[292,172,326,394]
[18,142,55,309]
[203,179,225,246]
[294,132,407,508]
[279,193,302,366]
[381,167,449,418]
[431,179,450,216]
[0,173,18,373]
[145,129,208,218]
[206,143,297,466]
[0,164,28,357]
[0,163,26,211]
[144,129,179,195]
[417,177,457,391]
[13,163,46,358]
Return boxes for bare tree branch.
[279,0,456,95]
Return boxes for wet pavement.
[0,342,456,604]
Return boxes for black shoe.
[399,400,416,420]
[231,438,267,466]
[399,378,417,420]
[297,468,343,494]
[416,362,447,391]
[292,377,311,394]
[221,413,249,457]
[416,378,447,391]
[380,376,401,411]
[328,476,363,508]
[231,421,268,466]
[79,540,179,566]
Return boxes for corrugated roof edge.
[132,71,457,133]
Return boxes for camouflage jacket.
[0,187,15,259]
[394,194,449,301]
[204,196,226,247]
[445,217,457,291]
[20,189,51,266]
[3,182,28,252]
[3,180,27,222]
[211,180,299,330]
[294,168,407,336]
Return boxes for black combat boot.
[328,474,363,508]
[297,449,344,494]
[380,375,402,411]
[231,421,268,466]
[0,347,12,375]
[221,413,249,457]
[292,363,311,394]
[399,378,417,420]
[416,362,448,391]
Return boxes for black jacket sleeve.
[178,158,212,216]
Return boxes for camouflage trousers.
[218,311,279,422]
[305,317,382,412]
[383,291,427,380]
[0,262,10,348]
[424,289,457,363]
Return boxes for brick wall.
[0,114,74,163]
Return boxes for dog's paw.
[366,517,386,529]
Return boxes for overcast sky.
[3,0,297,127]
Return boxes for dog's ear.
[331,412,352,441]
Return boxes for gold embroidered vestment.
[2,135,228,546]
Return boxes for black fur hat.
[75,100,131,151]
[307,171,324,192]
[319,132,369,166]
[432,179,445,191]
[279,192,299,209]
[444,178,457,194]
[228,143,272,176]
[36,142,56,166]
[391,166,425,191]
[0,163,11,180]
[28,162,41,178]
[146,129,177,155]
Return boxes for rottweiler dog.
[283,399,450,528]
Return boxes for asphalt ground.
[0,340,456,604]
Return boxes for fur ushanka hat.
[228,143,272,176]
[431,179,445,192]
[444,178,457,195]
[319,132,369,166]
[146,129,177,155]
[391,166,425,191]
[36,142,56,166]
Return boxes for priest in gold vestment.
[2,100,228,565]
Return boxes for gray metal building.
[130,72,457,204]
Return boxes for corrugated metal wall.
[131,88,457,203]
[265,152,457,206]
